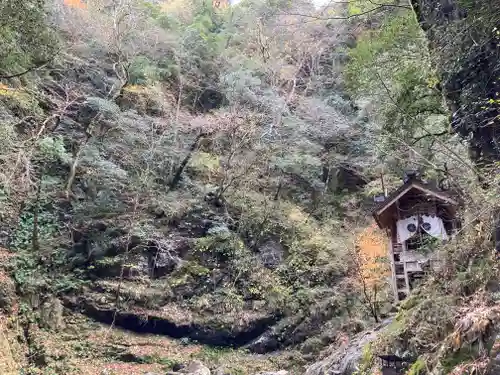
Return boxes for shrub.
[407,358,426,375]
[0,1,58,76]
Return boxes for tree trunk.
[274,178,283,201]
[495,208,500,256]
[65,132,92,200]
[111,62,129,102]
[169,134,206,190]
[371,286,379,323]
[31,177,42,253]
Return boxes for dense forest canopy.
[0,0,499,374]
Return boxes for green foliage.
[84,97,120,121]
[36,136,71,164]
[0,86,43,118]
[195,231,244,259]
[160,0,230,107]
[247,269,292,310]
[141,353,179,368]
[0,0,58,76]
[348,2,363,16]
[128,56,175,85]
[182,261,211,277]
[13,245,83,295]
[407,358,426,375]
[189,151,220,177]
[191,229,294,312]
[451,256,497,295]
[229,191,348,299]
[347,13,421,69]
[346,9,447,168]
[347,0,393,16]
[9,178,85,296]
[354,343,375,375]
[11,203,58,253]
[194,346,247,364]
[440,347,477,372]
[210,287,245,313]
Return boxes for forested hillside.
[0,0,498,374]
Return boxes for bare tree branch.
[282,5,409,20]
[277,1,411,26]
[410,130,449,145]
[0,61,51,80]
[373,70,480,177]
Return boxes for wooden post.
[380,173,387,197]
[402,240,410,295]
[387,235,398,302]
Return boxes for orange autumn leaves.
[64,0,86,8]
[355,223,390,288]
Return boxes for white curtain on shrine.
[396,216,418,243]
[421,215,449,241]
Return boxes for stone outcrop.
[39,297,65,331]
[410,0,500,163]
[184,360,211,375]
[63,295,278,349]
[0,270,16,313]
[305,318,393,375]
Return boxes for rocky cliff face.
[411,0,500,163]
[305,318,394,375]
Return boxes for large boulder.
[184,360,211,375]
[77,97,120,127]
[0,231,9,248]
[148,237,188,278]
[0,271,16,313]
[212,368,228,375]
[39,297,65,331]
[116,85,164,116]
[305,318,393,375]
[258,239,284,269]
[247,329,280,354]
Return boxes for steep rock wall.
[411,0,500,163]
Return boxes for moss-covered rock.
[117,85,165,116]
[39,297,65,332]
[0,271,16,313]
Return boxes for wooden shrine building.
[373,173,459,301]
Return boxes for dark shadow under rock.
[63,297,280,350]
